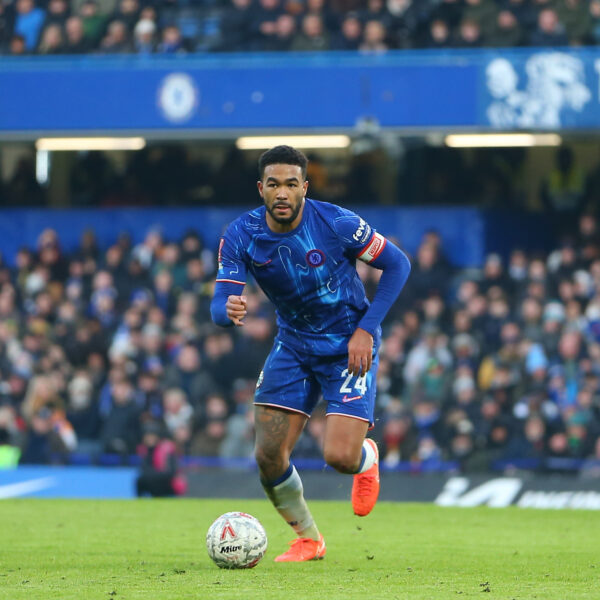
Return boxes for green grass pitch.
[0,498,598,599]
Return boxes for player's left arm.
[349,234,411,376]
[332,209,411,376]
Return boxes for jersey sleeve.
[331,206,386,264]
[211,223,248,327]
[215,223,247,286]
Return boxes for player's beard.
[266,199,303,225]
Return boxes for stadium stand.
[1,0,599,56]
[1,0,600,476]
[0,208,599,474]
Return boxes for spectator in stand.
[190,392,229,456]
[99,376,140,454]
[359,19,389,53]
[78,0,106,48]
[20,405,76,464]
[462,0,497,39]
[220,397,256,459]
[64,16,91,53]
[332,13,362,50]
[14,0,46,52]
[218,0,253,52]
[381,403,417,466]
[589,0,600,44]
[8,34,28,55]
[291,14,330,51]
[359,0,394,30]
[502,0,537,29]
[404,324,453,391]
[520,296,544,342]
[162,387,194,440]
[304,0,338,32]
[99,19,132,53]
[66,370,100,452]
[251,0,283,50]
[480,253,512,295]
[136,420,187,497]
[405,240,452,304]
[133,18,156,54]
[157,25,186,54]
[111,0,139,33]
[163,343,216,408]
[557,0,591,45]
[386,0,424,49]
[260,14,296,51]
[132,228,163,271]
[422,18,450,48]
[42,0,69,29]
[576,213,600,257]
[529,8,569,46]
[487,10,523,47]
[37,23,65,53]
[152,269,176,317]
[453,18,483,48]
[153,242,186,288]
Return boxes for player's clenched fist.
[226,295,247,326]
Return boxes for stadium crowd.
[0,209,600,476]
[1,0,599,57]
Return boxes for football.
[206,512,268,569]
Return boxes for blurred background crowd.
[2,0,599,57]
[4,142,600,214]
[1,207,600,476]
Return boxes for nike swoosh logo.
[252,259,272,267]
[342,395,362,403]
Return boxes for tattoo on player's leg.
[255,407,291,479]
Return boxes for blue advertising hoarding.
[0,466,137,498]
[1,48,599,134]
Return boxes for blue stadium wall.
[1,48,600,134]
[0,207,554,267]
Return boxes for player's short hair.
[258,145,308,181]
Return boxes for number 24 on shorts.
[339,369,367,396]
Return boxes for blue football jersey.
[216,198,387,356]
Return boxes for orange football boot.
[274,534,326,562]
[351,438,380,516]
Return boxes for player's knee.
[255,444,286,480]
[323,448,361,474]
[254,445,270,470]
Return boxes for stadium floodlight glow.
[236,135,351,150]
[444,133,562,148]
[36,150,50,185]
[35,137,146,151]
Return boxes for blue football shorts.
[254,339,379,426]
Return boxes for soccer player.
[211,146,411,562]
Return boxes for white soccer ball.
[206,512,268,569]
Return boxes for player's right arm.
[210,229,248,327]
[224,294,247,326]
